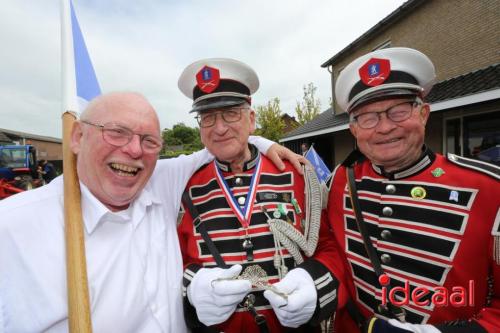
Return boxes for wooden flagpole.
[61,0,93,331]
[62,112,92,332]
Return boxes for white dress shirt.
[0,137,272,333]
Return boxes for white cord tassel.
[264,165,323,272]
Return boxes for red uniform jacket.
[178,149,346,333]
[327,149,500,333]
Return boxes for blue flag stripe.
[70,0,101,103]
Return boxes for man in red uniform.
[177,58,345,332]
[327,47,500,332]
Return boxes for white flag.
[61,0,101,114]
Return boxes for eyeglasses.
[195,107,245,128]
[350,100,422,129]
[80,120,163,153]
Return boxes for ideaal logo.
[379,274,475,307]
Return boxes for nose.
[212,113,229,134]
[375,112,397,133]
[121,134,143,158]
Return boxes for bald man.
[0,92,298,333]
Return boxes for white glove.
[187,264,252,326]
[388,319,441,333]
[263,268,317,328]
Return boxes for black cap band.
[348,71,419,102]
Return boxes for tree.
[161,123,203,155]
[295,82,321,125]
[255,97,285,142]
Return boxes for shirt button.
[385,184,396,194]
[381,230,392,240]
[380,254,391,264]
[382,206,393,217]
[238,196,246,205]
[235,177,243,186]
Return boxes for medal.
[449,190,459,202]
[242,238,254,261]
[278,203,287,217]
[214,157,262,263]
[410,186,426,200]
[431,168,445,177]
[291,198,302,215]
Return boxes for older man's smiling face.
[349,98,430,172]
[71,92,161,211]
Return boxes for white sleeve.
[149,149,213,204]
[249,135,275,154]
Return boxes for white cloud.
[0,0,406,138]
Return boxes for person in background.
[37,159,57,184]
[327,47,500,332]
[300,143,309,156]
[177,58,345,333]
[0,91,302,332]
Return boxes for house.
[0,128,62,163]
[281,0,500,169]
[281,113,299,134]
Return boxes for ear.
[349,122,358,138]
[249,108,256,134]
[70,121,83,154]
[419,104,431,125]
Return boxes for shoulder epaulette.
[447,153,500,180]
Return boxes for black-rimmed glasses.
[195,107,245,128]
[350,100,423,129]
[80,120,163,153]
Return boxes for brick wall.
[331,0,500,113]
[29,140,62,162]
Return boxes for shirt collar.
[371,146,436,180]
[214,144,260,172]
[80,182,161,234]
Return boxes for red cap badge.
[359,58,391,87]
[196,66,220,93]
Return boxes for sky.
[0,0,407,139]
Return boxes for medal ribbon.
[214,156,262,228]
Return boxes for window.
[445,111,500,165]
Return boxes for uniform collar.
[214,144,260,172]
[371,146,436,180]
[80,182,161,234]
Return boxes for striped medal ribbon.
[214,157,262,261]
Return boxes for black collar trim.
[214,144,259,172]
[371,147,435,180]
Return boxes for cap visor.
[190,96,247,113]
